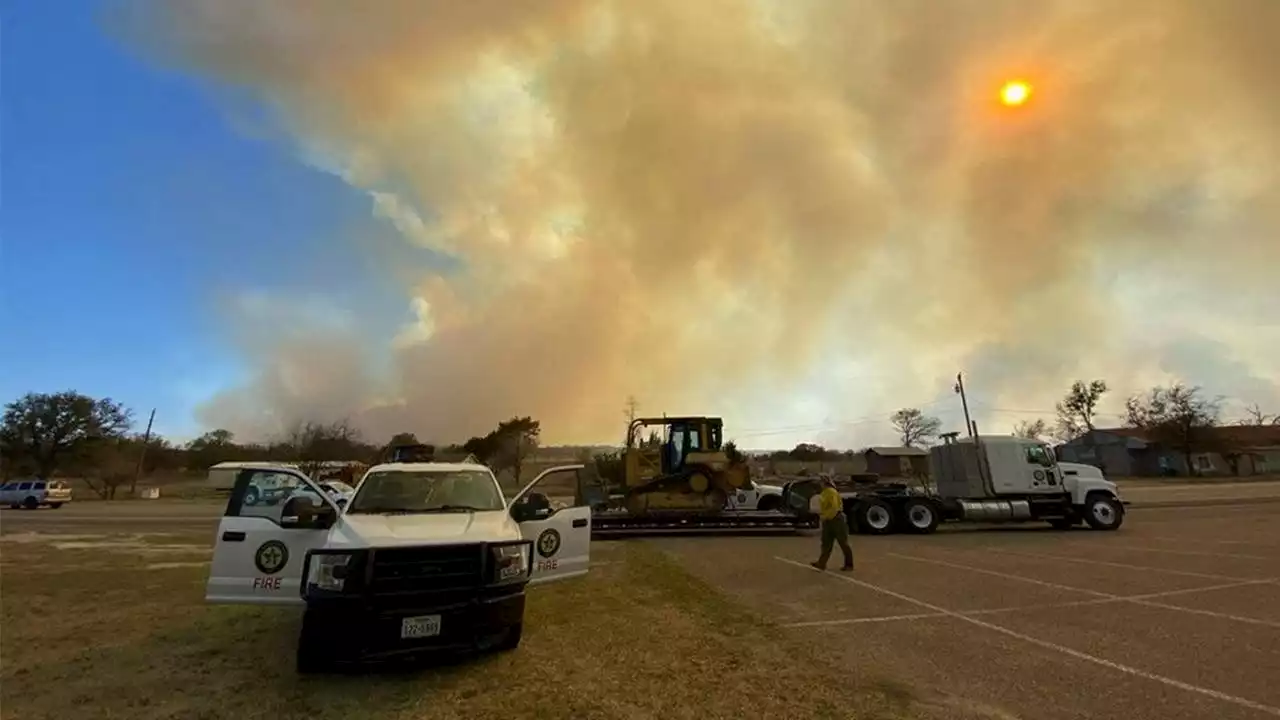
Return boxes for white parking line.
[785,612,949,627]
[1145,535,1280,550]
[1057,542,1272,562]
[981,547,1264,582]
[890,552,1280,629]
[784,576,1275,628]
[774,556,1280,717]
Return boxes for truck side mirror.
[511,492,552,522]
[281,496,337,529]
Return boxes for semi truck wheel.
[902,499,940,534]
[1082,493,1124,531]
[855,499,896,535]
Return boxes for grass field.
[1,530,920,720]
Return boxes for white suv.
[1,479,72,509]
[204,460,593,673]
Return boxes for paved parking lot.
[652,504,1280,720]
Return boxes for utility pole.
[954,372,974,438]
[131,408,156,497]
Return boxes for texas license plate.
[400,614,441,639]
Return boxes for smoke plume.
[113,0,1280,445]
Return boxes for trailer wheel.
[856,499,896,535]
[902,499,940,534]
[1083,493,1124,531]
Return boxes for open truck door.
[206,465,342,605]
[509,465,591,585]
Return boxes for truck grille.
[368,544,484,598]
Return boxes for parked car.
[283,480,355,510]
[1,479,72,509]
[244,473,302,506]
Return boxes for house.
[862,447,930,478]
[1056,426,1280,477]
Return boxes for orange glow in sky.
[999,80,1033,107]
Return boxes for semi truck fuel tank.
[956,499,1032,522]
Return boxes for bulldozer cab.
[624,417,724,487]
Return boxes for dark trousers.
[816,513,853,569]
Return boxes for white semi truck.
[788,434,1126,535]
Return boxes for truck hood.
[756,483,784,495]
[1058,462,1105,479]
[327,510,520,548]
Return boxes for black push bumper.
[305,587,526,662]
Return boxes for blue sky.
[0,2,408,440]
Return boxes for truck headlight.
[489,541,532,586]
[306,552,354,593]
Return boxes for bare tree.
[1125,383,1223,476]
[80,439,137,500]
[1054,380,1109,441]
[1240,404,1278,426]
[1012,419,1048,440]
[890,408,942,447]
[282,419,364,479]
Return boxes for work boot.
[840,564,854,572]
[809,561,826,571]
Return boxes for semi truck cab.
[783,435,1125,535]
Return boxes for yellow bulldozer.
[620,416,751,515]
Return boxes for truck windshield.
[347,470,504,514]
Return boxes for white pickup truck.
[725,478,786,511]
[205,460,593,672]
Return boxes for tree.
[462,434,496,462]
[185,428,238,470]
[0,391,132,479]
[1124,383,1223,476]
[388,432,420,446]
[80,439,137,500]
[723,440,746,465]
[281,419,364,478]
[1012,419,1048,441]
[1054,380,1109,441]
[462,417,541,482]
[787,443,830,462]
[489,416,540,483]
[890,408,942,447]
[591,450,626,491]
[1240,404,1279,426]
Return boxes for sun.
[999,80,1033,107]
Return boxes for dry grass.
[1,532,921,720]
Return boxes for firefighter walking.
[811,476,854,571]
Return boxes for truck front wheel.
[493,622,523,652]
[296,610,341,674]
[1082,493,1124,531]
